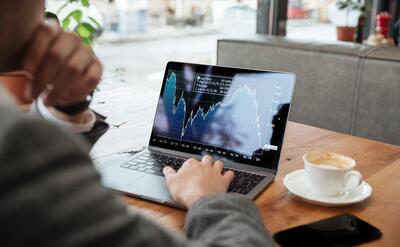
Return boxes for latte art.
[306,152,353,169]
[316,164,343,170]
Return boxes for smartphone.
[273,213,382,247]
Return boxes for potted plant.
[46,0,102,47]
[0,0,101,106]
[336,0,362,42]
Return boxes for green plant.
[336,0,362,27]
[46,0,101,47]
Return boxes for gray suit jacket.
[0,91,274,247]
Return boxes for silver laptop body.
[95,62,296,209]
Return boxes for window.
[47,0,259,91]
[286,0,338,41]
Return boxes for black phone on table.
[273,213,382,247]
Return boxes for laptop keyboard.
[120,151,265,195]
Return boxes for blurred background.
[45,0,399,91]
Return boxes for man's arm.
[21,20,109,147]
[0,105,273,247]
[29,97,109,147]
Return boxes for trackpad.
[100,168,145,191]
[124,175,175,203]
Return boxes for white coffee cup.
[303,151,363,197]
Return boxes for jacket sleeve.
[29,99,109,148]
[0,105,274,247]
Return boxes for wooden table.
[91,85,400,246]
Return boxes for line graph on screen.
[163,72,264,147]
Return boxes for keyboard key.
[154,170,164,176]
[121,163,132,168]
[225,168,265,194]
[120,152,265,193]
[136,157,148,162]
[127,161,138,166]
[146,165,155,169]
[175,159,185,165]
[145,168,154,174]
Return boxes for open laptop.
[96,61,296,208]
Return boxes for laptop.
[96,61,296,208]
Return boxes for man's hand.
[163,156,235,208]
[22,20,102,107]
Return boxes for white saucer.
[283,169,372,207]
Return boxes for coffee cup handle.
[344,170,363,190]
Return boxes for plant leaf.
[82,22,97,33]
[76,23,91,38]
[82,37,93,47]
[81,0,90,7]
[62,17,71,30]
[71,9,83,23]
[336,0,362,10]
[46,11,59,22]
[88,16,101,29]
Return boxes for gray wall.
[217,35,400,145]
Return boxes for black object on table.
[273,213,382,247]
[55,93,110,148]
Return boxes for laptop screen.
[149,62,295,171]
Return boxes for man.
[0,1,273,246]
